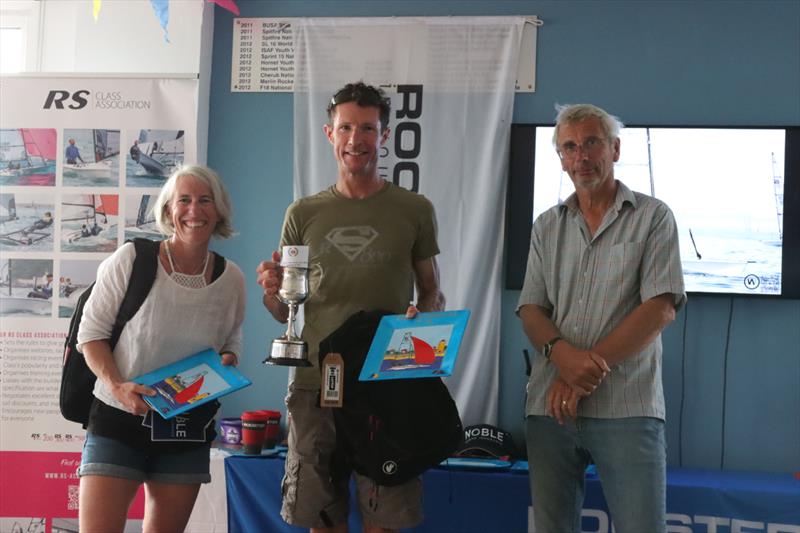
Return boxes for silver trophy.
[264,246,312,367]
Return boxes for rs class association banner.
[0,75,199,530]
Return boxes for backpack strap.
[211,251,226,282]
[108,238,160,349]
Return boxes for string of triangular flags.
[91,0,240,42]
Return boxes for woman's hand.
[220,351,238,366]
[108,381,155,416]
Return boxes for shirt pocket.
[596,241,646,296]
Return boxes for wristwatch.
[542,336,563,360]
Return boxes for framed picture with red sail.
[359,310,470,381]
[132,348,252,419]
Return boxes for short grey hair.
[153,165,235,239]
[552,103,624,149]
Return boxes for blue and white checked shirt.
[518,180,686,420]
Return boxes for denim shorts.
[78,432,211,484]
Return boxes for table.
[185,447,229,533]
[225,456,800,533]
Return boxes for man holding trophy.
[256,81,445,533]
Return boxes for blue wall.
[208,0,800,473]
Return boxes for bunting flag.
[92,0,102,22]
[150,0,170,42]
[208,0,240,16]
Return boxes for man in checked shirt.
[517,103,686,533]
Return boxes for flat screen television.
[505,124,800,298]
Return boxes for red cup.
[262,410,281,449]
[241,411,269,454]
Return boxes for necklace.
[164,240,209,288]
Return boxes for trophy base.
[264,338,311,367]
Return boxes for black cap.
[454,424,516,461]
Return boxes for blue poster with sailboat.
[359,310,470,381]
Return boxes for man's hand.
[256,250,289,323]
[256,250,283,299]
[550,342,610,396]
[546,378,580,425]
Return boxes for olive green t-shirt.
[280,182,440,389]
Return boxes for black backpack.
[319,310,463,486]
[59,238,161,426]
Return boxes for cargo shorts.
[280,385,423,529]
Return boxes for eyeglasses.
[558,136,607,159]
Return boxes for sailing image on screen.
[58,259,101,318]
[126,129,184,187]
[60,193,119,252]
[0,258,54,317]
[0,192,55,251]
[62,128,120,186]
[124,193,161,241]
[0,128,57,186]
[532,127,785,295]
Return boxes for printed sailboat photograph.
[127,129,185,187]
[58,258,102,318]
[0,128,57,186]
[63,128,121,186]
[124,193,161,241]
[0,258,54,317]
[0,192,55,251]
[61,193,119,252]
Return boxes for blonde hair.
[153,165,234,239]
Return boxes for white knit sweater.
[77,242,245,413]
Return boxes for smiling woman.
[152,165,234,286]
[75,163,245,533]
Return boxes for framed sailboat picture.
[132,348,252,419]
[358,310,470,381]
